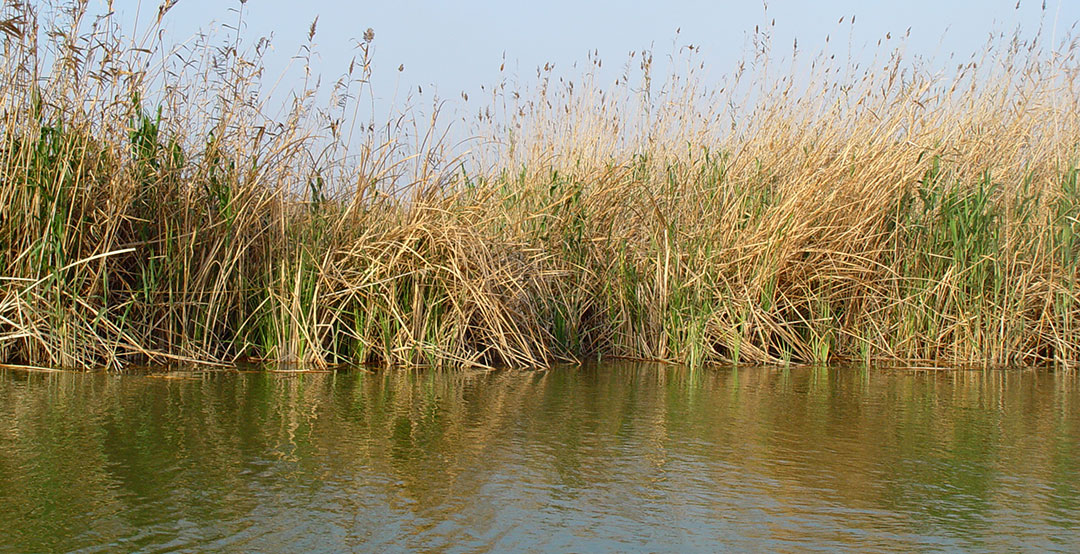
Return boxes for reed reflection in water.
[1,364,1078,552]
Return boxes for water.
[1,364,1078,553]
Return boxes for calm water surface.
[1,364,1078,553]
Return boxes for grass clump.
[0,1,1079,370]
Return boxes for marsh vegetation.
[1,1,1078,369]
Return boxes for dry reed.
[0,1,1078,370]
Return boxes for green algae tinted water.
[1,364,1078,553]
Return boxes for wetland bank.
[2,2,1080,552]
[0,1,1079,371]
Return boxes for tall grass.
[1,1,1078,370]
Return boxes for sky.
[100,0,1080,138]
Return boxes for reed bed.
[1,1,1078,370]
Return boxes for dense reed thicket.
[1,2,1078,369]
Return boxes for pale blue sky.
[108,0,1079,128]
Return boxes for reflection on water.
[1,364,1078,552]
